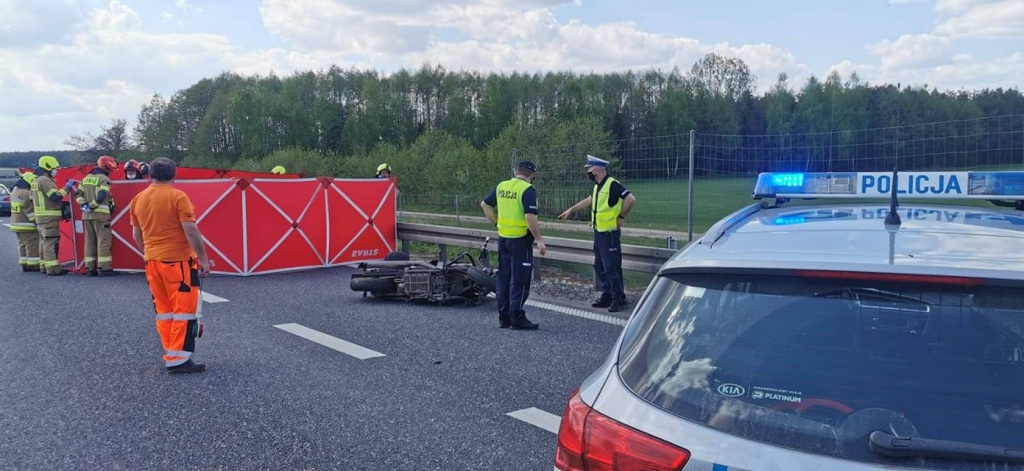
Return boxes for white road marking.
[2,223,9,228]
[507,407,561,434]
[201,291,229,303]
[525,300,628,326]
[273,323,386,360]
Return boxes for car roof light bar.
[753,170,1024,201]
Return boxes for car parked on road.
[0,183,11,216]
[555,170,1024,471]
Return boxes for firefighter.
[376,163,392,179]
[480,160,547,330]
[125,159,149,180]
[130,157,211,373]
[30,155,76,276]
[557,155,636,313]
[271,165,286,175]
[76,155,119,276]
[9,172,39,272]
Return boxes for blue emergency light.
[753,171,1024,200]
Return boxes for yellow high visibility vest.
[591,176,622,233]
[495,177,531,238]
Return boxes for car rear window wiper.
[870,431,1024,463]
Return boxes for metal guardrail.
[396,222,679,277]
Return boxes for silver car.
[555,171,1024,471]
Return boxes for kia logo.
[717,383,746,397]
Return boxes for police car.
[554,170,1024,471]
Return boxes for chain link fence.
[397,114,1024,238]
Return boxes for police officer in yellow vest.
[558,155,635,313]
[30,155,76,276]
[480,160,547,330]
[9,172,40,272]
[76,155,119,276]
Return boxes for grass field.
[399,166,1024,234]
[399,177,763,234]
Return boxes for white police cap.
[585,155,609,168]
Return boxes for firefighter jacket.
[9,185,36,232]
[76,169,114,220]
[30,173,68,221]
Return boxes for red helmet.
[124,159,141,179]
[97,155,118,173]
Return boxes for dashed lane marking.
[273,323,386,360]
[201,291,229,303]
[507,407,561,434]
[524,300,628,326]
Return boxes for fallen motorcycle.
[349,237,498,304]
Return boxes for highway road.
[0,218,628,471]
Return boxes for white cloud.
[0,0,1020,152]
[260,0,810,92]
[0,0,236,150]
[935,0,1024,38]
[174,0,203,13]
[830,51,1024,90]
[935,0,994,15]
[0,0,88,48]
[871,34,951,69]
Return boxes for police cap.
[518,160,537,172]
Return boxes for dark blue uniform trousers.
[496,235,533,323]
[594,229,626,302]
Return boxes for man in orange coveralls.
[130,158,211,374]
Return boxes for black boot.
[510,311,539,330]
[167,359,206,374]
[87,269,98,277]
[591,294,613,308]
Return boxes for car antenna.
[884,166,901,226]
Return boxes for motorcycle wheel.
[466,267,496,293]
[350,276,397,294]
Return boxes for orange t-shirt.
[130,184,198,262]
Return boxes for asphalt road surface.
[0,218,628,471]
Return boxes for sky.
[0,0,1022,152]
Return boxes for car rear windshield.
[618,273,1024,470]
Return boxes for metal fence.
[397,114,1024,239]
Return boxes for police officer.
[76,155,119,276]
[558,155,636,313]
[30,155,76,276]
[480,161,547,330]
[9,172,39,272]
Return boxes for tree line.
[3,52,1022,186]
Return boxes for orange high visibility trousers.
[145,259,201,367]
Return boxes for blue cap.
[518,160,537,172]
[585,155,608,168]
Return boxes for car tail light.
[555,387,690,471]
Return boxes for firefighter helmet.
[38,155,60,171]
[97,155,119,173]
[376,163,392,177]
[20,172,36,185]
[271,165,286,175]
[124,159,142,179]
